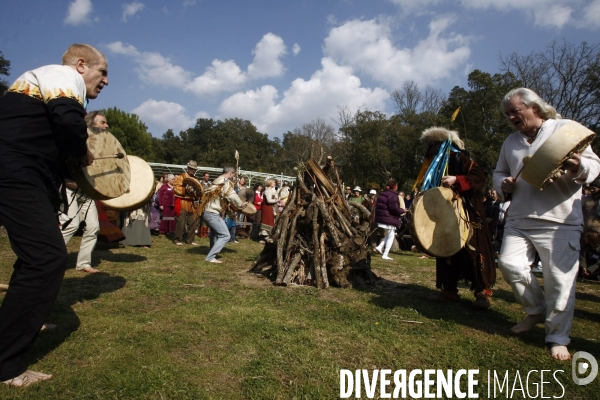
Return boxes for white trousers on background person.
[59,188,99,270]
[498,224,580,345]
[376,224,396,257]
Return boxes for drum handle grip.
[95,152,125,160]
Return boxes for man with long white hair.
[494,87,600,360]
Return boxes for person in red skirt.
[259,179,278,244]
[158,174,176,235]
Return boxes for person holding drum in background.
[173,160,201,246]
[420,127,496,309]
[494,88,600,360]
[0,43,107,386]
[58,110,108,274]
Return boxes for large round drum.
[182,177,203,200]
[234,202,257,216]
[71,128,131,200]
[521,121,595,190]
[408,187,471,258]
[101,156,155,211]
[233,187,257,215]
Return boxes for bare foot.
[549,344,572,361]
[40,323,57,332]
[78,266,99,273]
[2,370,52,387]
[511,314,545,334]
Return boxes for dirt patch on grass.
[239,271,273,288]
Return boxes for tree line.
[2,40,599,192]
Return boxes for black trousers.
[0,179,68,380]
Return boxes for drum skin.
[71,128,131,200]
[521,121,595,190]
[408,187,471,258]
[101,156,155,211]
[182,177,203,200]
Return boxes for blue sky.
[1,0,598,138]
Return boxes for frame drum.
[235,202,257,216]
[521,121,596,190]
[408,187,471,258]
[71,128,131,200]
[101,156,155,211]
[182,177,203,200]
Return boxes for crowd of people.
[0,42,598,387]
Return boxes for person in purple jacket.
[374,179,404,260]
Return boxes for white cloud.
[390,0,593,29]
[218,86,280,130]
[323,17,470,88]
[188,59,247,96]
[132,99,198,133]
[183,0,197,6]
[189,32,288,95]
[582,0,600,29]
[138,52,192,88]
[247,33,287,79]
[106,41,193,88]
[534,4,572,28]
[458,0,574,29]
[64,0,93,26]
[107,34,289,98]
[194,110,211,120]
[122,2,145,22]
[292,43,301,56]
[387,0,442,14]
[218,58,388,135]
[106,41,140,56]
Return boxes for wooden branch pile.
[249,156,377,289]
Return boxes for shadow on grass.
[26,272,126,367]
[356,276,600,355]
[575,288,600,302]
[185,245,237,255]
[357,280,517,335]
[66,251,147,269]
[574,308,600,323]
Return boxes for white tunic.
[493,119,600,229]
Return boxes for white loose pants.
[59,188,99,270]
[498,225,580,345]
[377,226,396,257]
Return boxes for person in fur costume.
[417,127,496,308]
[195,165,246,263]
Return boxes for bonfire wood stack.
[249,156,377,288]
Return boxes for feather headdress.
[420,127,465,150]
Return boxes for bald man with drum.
[0,44,107,386]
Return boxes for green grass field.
[0,231,598,399]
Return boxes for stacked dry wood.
[249,156,377,288]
